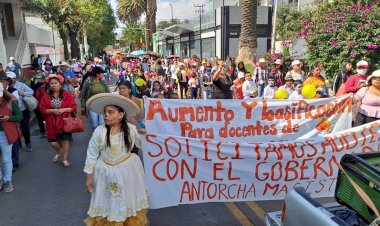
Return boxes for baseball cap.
[356,60,369,68]
[316,86,328,96]
[6,71,16,79]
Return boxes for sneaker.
[26,143,32,152]
[3,181,13,193]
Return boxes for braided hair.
[105,105,131,151]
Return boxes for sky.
[109,0,210,24]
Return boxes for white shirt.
[242,80,257,97]
[281,84,295,97]
[289,91,305,100]
[263,86,278,99]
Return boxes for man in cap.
[60,62,75,79]
[31,72,47,137]
[345,60,369,94]
[6,57,21,78]
[254,58,269,97]
[7,71,34,152]
[271,59,286,87]
[281,75,295,97]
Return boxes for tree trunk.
[237,0,257,63]
[58,28,69,60]
[69,29,80,59]
[146,0,157,51]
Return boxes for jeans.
[20,110,31,144]
[190,87,198,99]
[89,110,104,130]
[179,82,188,99]
[203,89,211,100]
[0,131,13,182]
[258,84,265,97]
[12,139,21,168]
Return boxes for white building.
[0,0,63,69]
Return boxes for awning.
[154,30,176,39]
[165,24,194,35]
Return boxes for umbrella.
[131,50,149,56]
[123,53,138,59]
[167,54,179,59]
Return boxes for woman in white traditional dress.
[84,93,149,226]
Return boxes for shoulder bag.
[63,112,84,133]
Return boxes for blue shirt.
[63,69,76,79]
[14,81,34,111]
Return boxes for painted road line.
[224,202,254,226]
[245,202,266,222]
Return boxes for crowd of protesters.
[0,51,379,226]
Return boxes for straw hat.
[367,69,380,82]
[86,93,140,116]
[274,59,283,65]
[258,58,267,63]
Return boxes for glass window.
[202,38,215,59]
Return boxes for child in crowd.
[263,77,278,99]
[150,80,164,97]
[281,76,295,98]
[188,72,199,99]
[315,86,329,98]
[289,81,305,100]
[242,72,257,99]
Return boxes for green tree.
[302,0,380,78]
[276,5,305,41]
[119,22,145,51]
[157,18,182,30]
[117,0,146,23]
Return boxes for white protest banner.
[142,120,380,209]
[145,95,352,142]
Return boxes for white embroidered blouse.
[84,123,142,174]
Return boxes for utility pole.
[194,4,205,59]
[169,4,174,24]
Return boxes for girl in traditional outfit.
[84,93,148,226]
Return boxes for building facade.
[0,0,63,68]
[153,5,272,60]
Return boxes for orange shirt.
[303,75,326,88]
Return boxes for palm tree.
[117,0,156,51]
[237,0,257,62]
[145,0,157,50]
[117,0,146,23]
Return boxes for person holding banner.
[84,93,148,226]
[353,69,380,126]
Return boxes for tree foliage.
[119,22,145,51]
[117,0,146,23]
[276,5,306,41]
[157,18,184,30]
[301,0,380,78]
[22,0,116,59]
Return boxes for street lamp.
[169,4,174,24]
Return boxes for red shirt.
[233,78,244,99]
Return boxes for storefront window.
[202,38,215,59]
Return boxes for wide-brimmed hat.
[258,58,267,63]
[274,59,283,65]
[367,69,380,82]
[284,75,293,81]
[86,93,140,116]
[60,62,71,68]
